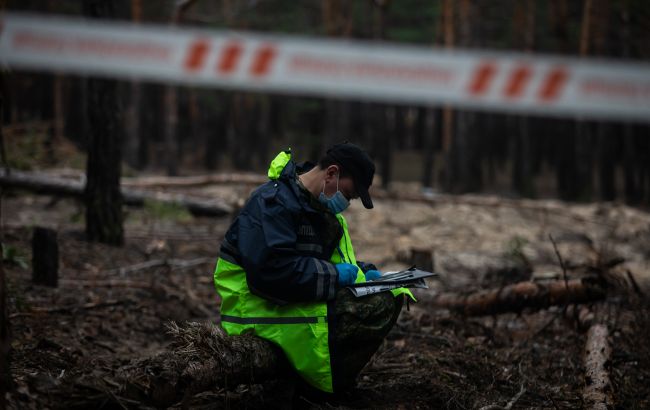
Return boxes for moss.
[142,199,193,222]
[2,243,29,270]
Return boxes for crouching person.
[213,143,412,394]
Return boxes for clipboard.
[346,267,439,297]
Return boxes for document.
[346,268,438,297]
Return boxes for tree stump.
[410,247,435,272]
[32,227,59,287]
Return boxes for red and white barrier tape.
[1,13,650,122]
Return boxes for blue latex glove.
[336,263,358,286]
[364,269,381,281]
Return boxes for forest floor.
[3,177,650,409]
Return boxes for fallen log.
[41,168,268,188]
[371,190,617,229]
[119,321,287,408]
[122,173,267,187]
[0,169,232,217]
[583,324,613,410]
[431,278,606,316]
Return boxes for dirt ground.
[3,181,650,409]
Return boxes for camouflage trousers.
[329,289,404,392]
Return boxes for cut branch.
[0,169,232,217]
[548,233,569,289]
[478,384,526,410]
[119,321,286,408]
[583,324,613,410]
[431,278,606,316]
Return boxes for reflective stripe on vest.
[221,315,327,324]
[215,256,333,392]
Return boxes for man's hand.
[364,269,381,281]
[336,263,358,286]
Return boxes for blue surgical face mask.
[318,174,350,214]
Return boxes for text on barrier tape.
[1,13,650,122]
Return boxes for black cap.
[326,142,375,209]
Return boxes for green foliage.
[5,123,87,170]
[143,199,193,222]
[5,128,48,171]
[121,163,137,178]
[60,147,87,170]
[2,243,29,270]
[69,207,85,224]
[503,235,530,268]
[386,0,439,44]
[4,275,30,313]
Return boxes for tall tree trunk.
[44,0,60,166]
[447,0,481,193]
[38,74,55,163]
[597,123,616,200]
[623,125,640,203]
[186,89,200,167]
[511,0,535,198]
[164,0,197,176]
[451,111,471,193]
[420,0,446,191]
[580,0,593,56]
[164,88,178,176]
[245,96,260,169]
[125,0,143,169]
[556,122,578,200]
[590,0,615,201]
[83,0,124,246]
[380,105,394,189]
[575,124,594,201]
[256,96,271,169]
[549,0,570,54]
[370,1,392,188]
[639,131,650,204]
[137,84,160,169]
[420,108,438,189]
[394,106,408,150]
[0,75,12,410]
[575,0,595,201]
[322,0,353,152]
[441,0,456,191]
[204,92,228,170]
[63,77,88,149]
[230,94,254,170]
[511,117,534,197]
[549,0,576,200]
[618,0,641,204]
[52,75,64,147]
[126,82,142,169]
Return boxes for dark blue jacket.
[219,159,344,304]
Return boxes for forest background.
[4,0,650,204]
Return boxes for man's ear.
[324,165,339,181]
